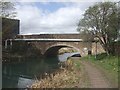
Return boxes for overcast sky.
[14,0,119,35]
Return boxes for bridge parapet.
[16,34,81,39]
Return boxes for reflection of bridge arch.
[44,44,80,57]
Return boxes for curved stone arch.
[44,43,81,57]
[46,43,80,51]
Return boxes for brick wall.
[92,42,105,55]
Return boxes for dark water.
[2,52,80,88]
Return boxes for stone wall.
[92,41,120,56]
[26,41,91,56]
[15,34,94,56]
[16,34,81,39]
[92,42,105,55]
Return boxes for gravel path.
[81,60,110,88]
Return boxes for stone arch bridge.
[6,34,105,57]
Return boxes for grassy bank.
[30,53,118,88]
[81,53,119,87]
[31,59,86,88]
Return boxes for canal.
[2,52,80,88]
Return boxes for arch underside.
[44,45,80,57]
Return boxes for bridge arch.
[44,44,81,57]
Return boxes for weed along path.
[80,60,110,88]
[30,58,115,88]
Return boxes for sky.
[13,0,119,35]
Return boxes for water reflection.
[2,57,60,88]
[58,52,80,62]
[2,52,80,88]
[17,77,35,88]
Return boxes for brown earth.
[80,60,111,88]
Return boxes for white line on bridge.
[11,38,84,42]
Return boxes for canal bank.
[30,57,93,88]
[2,51,81,88]
[30,54,118,88]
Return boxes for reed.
[31,59,81,88]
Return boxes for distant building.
[2,18,20,41]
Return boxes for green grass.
[81,53,119,87]
[72,59,81,69]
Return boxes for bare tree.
[0,1,16,18]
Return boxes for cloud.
[3,0,120,2]
[13,0,120,2]
[15,0,119,34]
[16,2,83,34]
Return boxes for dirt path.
[80,60,110,88]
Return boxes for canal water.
[2,52,80,88]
